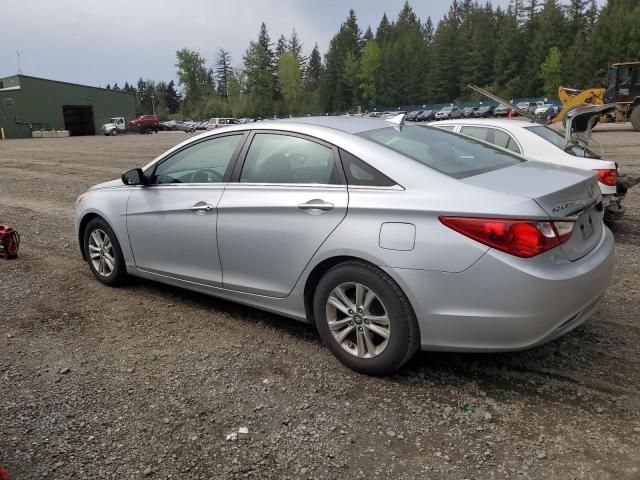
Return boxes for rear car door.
[126,132,246,285]
[217,131,348,297]
[459,126,521,154]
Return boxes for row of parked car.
[400,101,560,123]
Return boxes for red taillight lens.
[439,217,575,258]
[596,169,617,186]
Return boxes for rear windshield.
[525,125,600,158]
[357,125,524,179]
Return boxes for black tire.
[313,261,419,375]
[631,106,640,131]
[110,129,117,136]
[83,217,127,286]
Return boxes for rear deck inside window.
[357,125,523,179]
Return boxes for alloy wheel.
[325,282,391,359]
[88,229,115,277]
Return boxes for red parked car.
[128,115,160,133]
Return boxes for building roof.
[0,74,133,94]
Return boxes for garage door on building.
[62,105,95,136]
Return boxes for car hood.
[90,179,124,190]
[101,123,116,128]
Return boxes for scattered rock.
[59,367,71,375]
[386,430,396,437]
[238,427,249,434]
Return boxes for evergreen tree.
[304,43,323,92]
[215,49,232,97]
[322,9,362,111]
[275,34,288,61]
[363,26,374,43]
[105,83,111,90]
[166,80,181,113]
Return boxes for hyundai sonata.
[75,116,614,375]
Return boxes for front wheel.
[84,218,127,286]
[110,129,118,136]
[313,261,419,375]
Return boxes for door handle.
[189,202,214,213]
[297,199,334,214]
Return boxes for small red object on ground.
[0,225,20,259]
[0,465,11,480]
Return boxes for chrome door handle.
[189,202,214,213]
[297,199,334,214]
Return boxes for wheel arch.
[302,255,417,330]
[77,212,113,260]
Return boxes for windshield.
[358,126,524,179]
[109,118,118,123]
[441,107,452,112]
[525,125,600,158]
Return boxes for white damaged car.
[431,105,625,224]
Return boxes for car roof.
[265,115,394,134]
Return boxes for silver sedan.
[75,116,614,375]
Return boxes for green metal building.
[0,74,135,139]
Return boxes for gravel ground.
[1,125,639,479]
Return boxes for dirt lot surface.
[1,125,639,479]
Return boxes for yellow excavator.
[553,62,640,131]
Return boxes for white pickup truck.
[101,117,127,136]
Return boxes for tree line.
[107,0,640,119]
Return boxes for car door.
[217,131,348,297]
[126,132,246,285]
[459,125,522,154]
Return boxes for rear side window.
[339,150,396,187]
[460,126,521,154]
[240,133,340,184]
[358,125,523,179]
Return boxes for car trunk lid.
[462,161,603,261]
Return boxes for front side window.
[240,133,340,184]
[460,126,521,154]
[358,126,523,179]
[152,134,243,184]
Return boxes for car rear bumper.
[384,226,614,352]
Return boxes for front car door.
[217,131,348,297]
[126,132,246,285]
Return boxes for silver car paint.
[76,119,614,351]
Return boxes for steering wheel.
[191,168,223,183]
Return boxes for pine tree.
[275,34,288,61]
[166,80,181,113]
[363,26,374,43]
[304,43,323,92]
[215,49,232,98]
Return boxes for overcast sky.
[4,0,527,88]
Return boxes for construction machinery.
[554,62,640,131]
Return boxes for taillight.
[439,217,575,258]
[596,169,617,186]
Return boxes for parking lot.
[1,125,639,479]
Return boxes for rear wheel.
[84,218,127,286]
[313,261,419,375]
[631,106,640,131]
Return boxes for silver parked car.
[75,116,614,375]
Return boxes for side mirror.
[121,168,145,186]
